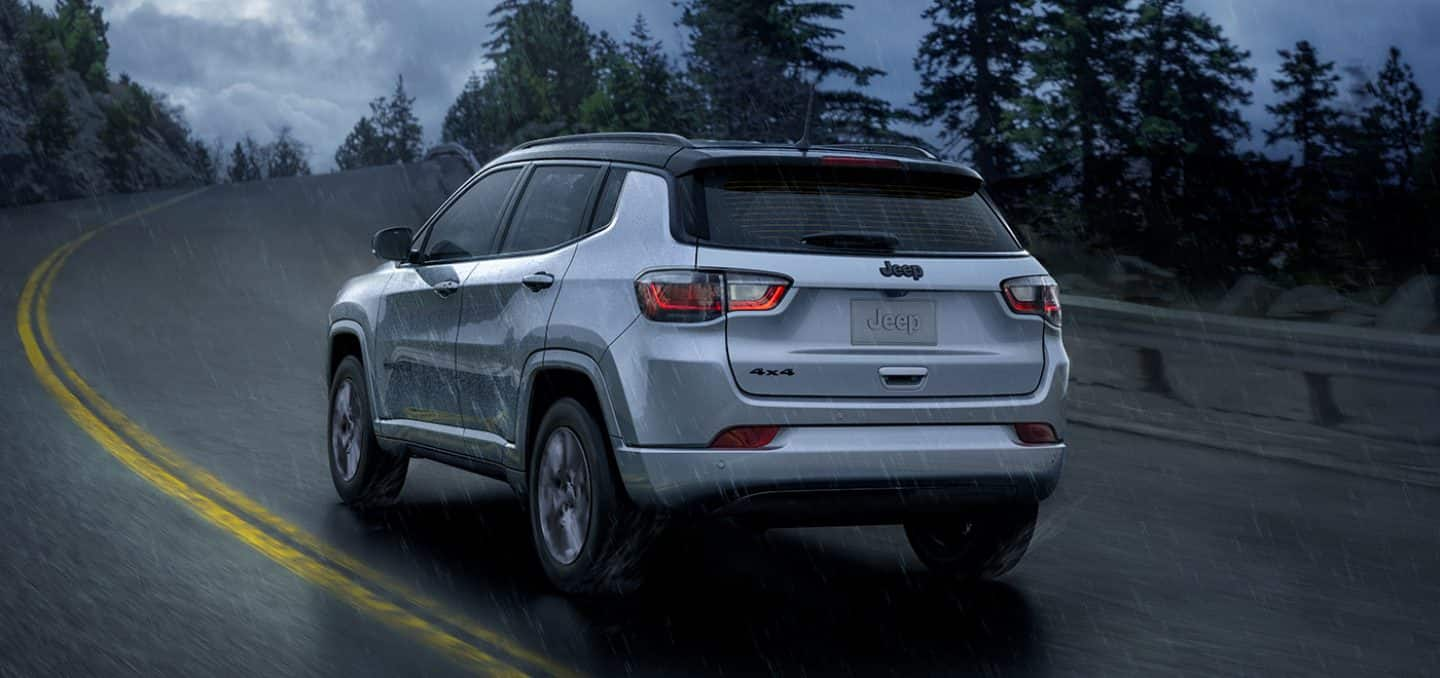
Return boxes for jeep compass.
[326,133,1068,594]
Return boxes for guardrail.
[1063,294,1440,482]
[1067,295,1440,423]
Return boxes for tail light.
[1001,276,1061,327]
[636,271,789,322]
[725,274,789,311]
[710,425,782,449]
[1014,423,1059,445]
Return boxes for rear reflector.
[820,156,903,169]
[709,426,782,449]
[1014,423,1059,445]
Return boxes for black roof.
[490,133,983,182]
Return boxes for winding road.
[2,166,1436,676]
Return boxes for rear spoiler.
[666,149,983,185]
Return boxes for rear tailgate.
[688,160,1049,398]
[700,249,1050,398]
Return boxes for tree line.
[334,0,1437,287]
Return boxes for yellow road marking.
[18,191,573,678]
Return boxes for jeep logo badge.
[879,261,924,281]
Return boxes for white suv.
[327,133,1068,595]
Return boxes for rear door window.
[588,168,628,233]
[498,165,602,254]
[691,166,1020,255]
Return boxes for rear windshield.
[688,166,1020,255]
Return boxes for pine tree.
[913,0,1034,177]
[442,0,597,156]
[227,138,261,183]
[442,73,512,161]
[1265,40,1342,170]
[1357,47,1430,191]
[335,75,424,169]
[486,0,597,139]
[580,16,690,134]
[679,0,908,143]
[99,100,138,189]
[1129,0,1254,267]
[53,0,108,90]
[1339,48,1434,275]
[374,75,423,164]
[189,139,217,185]
[1421,105,1440,195]
[1132,0,1252,181]
[265,127,312,178]
[25,85,75,158]
[15,3,64,88]
[335,116,386,170]
[1019,0,1137,235]
[1265,41,1345,275]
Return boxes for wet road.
[2,173,1437,676]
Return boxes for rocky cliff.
[1,6,205,207]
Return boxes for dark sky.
[100,1,1440,169]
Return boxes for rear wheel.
[529,397,659,595]
[328,356,408,509]
[904,503,1038,581]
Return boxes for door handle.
[522,272,555,292]
[431,280,460,298]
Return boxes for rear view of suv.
[327,133,1068,595]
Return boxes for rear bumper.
[614,424,1064,523]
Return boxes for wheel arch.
[512,350,627,490]
[328,320,382,423]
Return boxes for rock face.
[1265,284,1381,326]
[0,22,203,207]
[1216,274,1284,317]
[1105,254,1179,302]
[1377,275,1440,332]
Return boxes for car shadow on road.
[338,482,1048,675]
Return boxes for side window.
[498,165,602,254]
[588,168,628,232]
[422,168,521,262]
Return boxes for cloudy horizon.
[99,0,1440,171]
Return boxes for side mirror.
[372,227,414,262]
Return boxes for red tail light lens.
[1014,422,1060,445]
[635,271,724,322]
[1002,276,1061,327]
[636,271,790,322]
[709,425,782,449]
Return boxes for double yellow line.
[16,190,574,678]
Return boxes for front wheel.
[528,398,660,596]
[904,503,1038,581]
[328,356,408,509]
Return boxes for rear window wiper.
[799,231,899,252]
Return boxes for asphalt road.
[2,172,1437,677]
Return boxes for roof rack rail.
[812,143,938,160]
[511,132,694,152]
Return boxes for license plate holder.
[850,300,937,346]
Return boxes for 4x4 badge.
[879,261,924,281]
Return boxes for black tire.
[904,503,1038,582]
[528,397,660,596]
[327,355,408,509]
